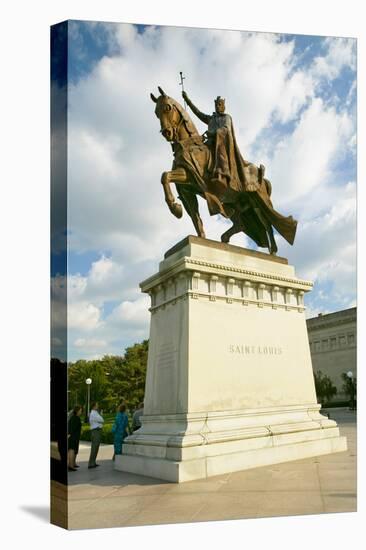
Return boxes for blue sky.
[51,21,356,361]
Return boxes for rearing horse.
[150,86,297,254]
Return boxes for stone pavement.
[67,408,356,530]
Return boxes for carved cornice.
[185,258,312,288]
[141,256,313,293]
[149,288,306,314]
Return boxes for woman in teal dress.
[113,403,130,457]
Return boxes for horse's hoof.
[170,202,183,219]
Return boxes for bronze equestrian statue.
[150,86,297,254]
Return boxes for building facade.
[306,307,357,402]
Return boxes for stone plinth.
[115,236,347,482]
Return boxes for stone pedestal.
[115,236,347,482]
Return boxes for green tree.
[68,359,110,411]
[313,370,337,405]
[67,340,149,414]
[108,340,148,410]
[341,372,357,409]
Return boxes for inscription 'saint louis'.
[229,344,283,355]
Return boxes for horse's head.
[150,86,197,142]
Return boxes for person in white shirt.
[88,402,104,469]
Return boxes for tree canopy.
[68,340,148,413]
[313,370,337,405]
[341,372,357,409]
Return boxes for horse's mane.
[165,95,199,136]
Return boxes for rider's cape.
[172,121,297,247]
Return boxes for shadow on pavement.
[68,457,171,488]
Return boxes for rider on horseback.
[182,91,262,196]
[150,86,297,254]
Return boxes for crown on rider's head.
[215,96,225,103]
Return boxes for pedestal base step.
[115,435,347,483]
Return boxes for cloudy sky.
[53,21,356,361]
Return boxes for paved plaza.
[67,408,356,529]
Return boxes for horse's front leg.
[178,188,206,239]
[161,168,187,219]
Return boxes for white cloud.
[86,256,125,303]
[89,255,120,282]
[68,301,102,331]
[285,181,356,310]
[68,255,135,303]
[274,70,314,124]
[68,273,87,299]
[108,296,150,328]
[66,256,150,359]
[312,37,356,80]
[269,98,353,207]
[74,338,107,348]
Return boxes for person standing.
[112,404,130,458]
[68,405,83,471]
[88,402,104,469]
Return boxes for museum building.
[306,307,357,401]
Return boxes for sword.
[179,71,186,109]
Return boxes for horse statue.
[150,86,297,254]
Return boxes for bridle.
[159,100,193,142]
